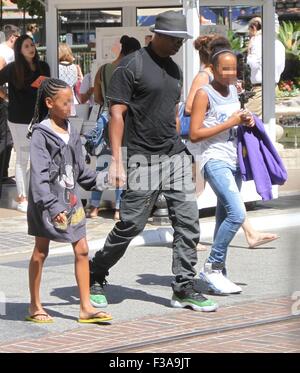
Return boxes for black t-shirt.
[107,45,186,162]
[0,61,50,124]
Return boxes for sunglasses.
[161,34,186,44]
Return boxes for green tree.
[13,0,45,19]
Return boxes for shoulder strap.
[177,63,183,84]
[133,49,144,84]
[76,64,82,80]
[100,63,109,109]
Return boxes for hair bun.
[209,36,231,52]
[120,35,130,44]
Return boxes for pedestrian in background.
[246,15,285,117]
[26,24,39,45]
[58,43,83,106]
[86,35,141,220]
[79,72,94,106]
[0,25,20,185]
[0,34,50,212]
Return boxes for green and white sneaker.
[90,282,108,308]
[171,288,218,312]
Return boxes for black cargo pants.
[91,151,200,293]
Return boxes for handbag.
[178,102,190,136]
[74,64,83,102]
[74,79,81,101]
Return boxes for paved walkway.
[0,296,298,353]
[0,194,299,257]
[0,195,299,353]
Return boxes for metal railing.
[37,45,96,76]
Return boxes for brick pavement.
[129,319,300,353]
[0,208,163,256]
[0,297,298,353]
[1,194,300,257]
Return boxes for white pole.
[45,2,58,77]
[182,0,200,100]
[262,0,276,136]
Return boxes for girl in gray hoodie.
[26,78,112,324]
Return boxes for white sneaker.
[199,262,242,294]
[17,201,28,213]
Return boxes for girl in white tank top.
[189,39,255,295]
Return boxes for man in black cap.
[89,10,218,312]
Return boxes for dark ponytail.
[120,35,141,56]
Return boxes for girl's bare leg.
[72,237,111,320]
[28,236,52,321]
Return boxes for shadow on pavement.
[51,284,171,308]
[136,273,234,297]
[0,302,76,321]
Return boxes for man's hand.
[109,159,126,188]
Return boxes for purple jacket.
[237,115,287,201]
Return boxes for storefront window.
[136,7,182,27]
[58,8,122,45]
[57,8,122,74]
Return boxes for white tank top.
[197,84,240,171]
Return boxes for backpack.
[83,62,112,157]
[84,50,144,157]
[84,111,109,156]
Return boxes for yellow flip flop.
[78,312,112,324]
[25,313,54,323]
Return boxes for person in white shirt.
[246,16,285,117]
[0,25,20,185]
[0,25,20,69]
[79,72,94,106]
[58,43,83,106]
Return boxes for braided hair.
[28,78,69,137]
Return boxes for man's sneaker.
[90,281,108,308]
[199,262,242,295]
[171,286,218,312]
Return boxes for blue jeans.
[204,159,246,268]
[90,188,122,209]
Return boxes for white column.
[122,6,137,27]
[262,0,276,138]
[182,0,200,100]
[45,1,58,77]
[262,1,278,198]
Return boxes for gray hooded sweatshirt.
[28,119,107,243]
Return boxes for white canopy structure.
[45,0,278,205]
